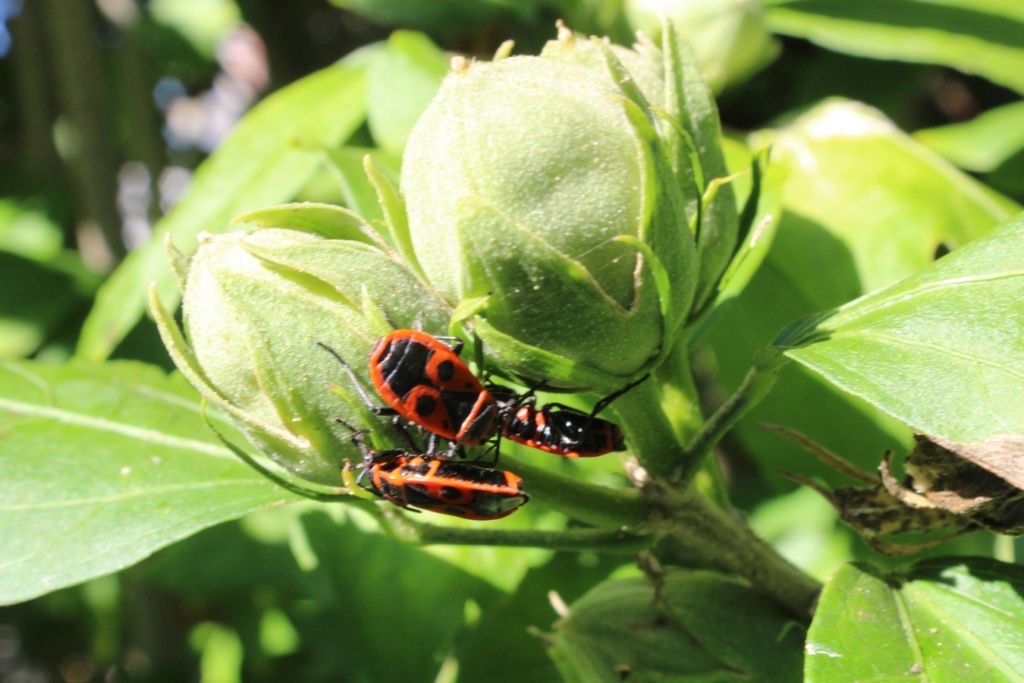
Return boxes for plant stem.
[612,377,689,481]
[612,345,817,616]
[502,455,650,528]
[658,483,821,619]
[659,341,706,445]
[678,349,786,481]
[411,521,649,552]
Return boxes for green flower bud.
[624,0,779,93]
[402,39,700,391]
[151,221,450,486]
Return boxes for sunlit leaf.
[915,100,1024,173]
[764,0,1024,94]
[366,31,447,155]
[706,100,1015,487]
[807,558,1024,682]
[0,360,300,605]
[781,212,1024,442]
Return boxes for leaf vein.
[829,270,1024,328]
[0,396,234,459]
[0,479,274,511]
[832,330,1024,380]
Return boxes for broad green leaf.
[703,100,1017,488]
[76,55,372,362]
[546,571,803,682]
[366,31,448,155]
[0,360,301,606]
[781,212,1024,443]
[807,558,1024,682]
[144,505,513,683]
[751,99,1016,294]
[764,0,1024,95]
[299,510,505,683]
[915,100,1024,173]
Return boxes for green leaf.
[751,99,1017,294]
[764,0,1024,94]
[366,31,448,155]
[0,360,300,606]
[915,99,1024,173]
[781,212,1024,443]
[142,506,514,683]
[807,558,1024,682]
[76,55,372,362]
[702,100,1017,489]
[546,571,803,682]
[298,510,505,683]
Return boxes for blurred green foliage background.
[2,0,1023,681]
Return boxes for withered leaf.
[884,434,1024,536]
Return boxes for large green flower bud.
[151,217,450,486]
[402,32,704,392]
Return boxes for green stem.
[503,455,650,528]
[409,520,649,552]
[659,484,821,619]
[659,341,705,445]
[612,377,689,481]
[679,349,786,482]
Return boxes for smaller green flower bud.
[402,44,698,392]
[152,222,450,486]
[624,0,779,93]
